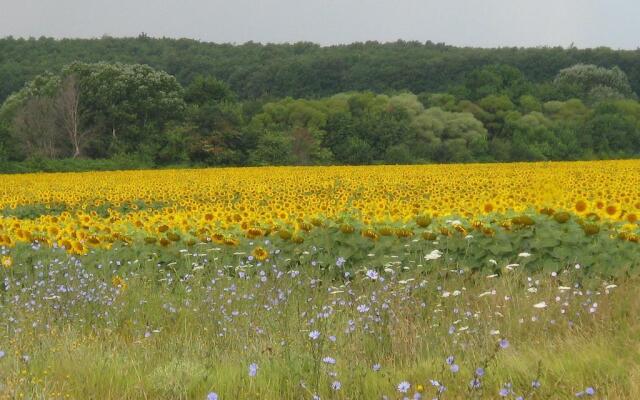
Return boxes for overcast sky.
[1,0,638,49]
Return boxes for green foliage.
[249,131,294,166]
[2,41,640,169]
[63,62,186,158]
[383,143,414,164]
[0,156,157,173]
[4,37,640,102]
[183,76,248,166]
[554,64,637,102]
[507,112,559,160]
[0,119,11,161]
[1,202,67,219]
[582,101,640,156]
[464,64,531,100]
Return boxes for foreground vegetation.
[1,242,639,399]
[0,162,639,398]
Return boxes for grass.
[0,241,639,399]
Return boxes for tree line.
[1,37,640,169]
[3,37,640,103]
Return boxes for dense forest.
[1,36,640,171]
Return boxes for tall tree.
[55,75,85,158]
[554,64,636,102]
[63,62,186,158]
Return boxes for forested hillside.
[2,36,640,102]
[1,36,640,171]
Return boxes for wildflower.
[533,301,547,309]
[424,250,442,260]
[206,393,218,400]
[1,256,12,269]
[499,338,510,349]
[331,381,341,390]
[450,364,460,373]
[322,356,336,365]
[430,380,445,393]
[309,330,321,340]
[248,363,258,377]
[576,387,596,397]
[469,378,482,389]
[445,355,454,365]
[475,367,485,377]
[366,269,379,280]
[397,381,411,393]
[372,363,381,372]
[0,350,4,358]
[357,304,370,313]
[336,257,346,267]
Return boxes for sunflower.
[1,256,12,269]
[246,227,264,238]
[72,241,86,255]
[575,200,588,213]
[111,275,128,290]
[252,246,269,261]
[361,228,379,241]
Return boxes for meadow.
[0,161,639,399]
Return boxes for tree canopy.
[1,38,640,170]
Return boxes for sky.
[0,0,639,49]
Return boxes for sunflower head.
[111,275,127,290]
[415,215,432,228]
[361,229,379,241]
[252,246,269,261]
[1,256,12,269]
[553,212,571,224]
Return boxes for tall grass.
[0,243,638,399]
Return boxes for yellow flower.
[1,256,12,269]
[252,246,269,261]
[0,160,636,250]
[111,275,127,290]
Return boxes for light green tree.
[554,64,636,102]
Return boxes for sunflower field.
[0,161,639,399]
[1,160,639,274]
